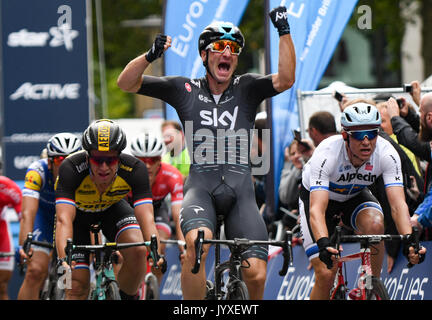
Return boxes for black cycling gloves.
[269,6,291,37]
[317,237,335,269]
[402,232,425,265]
[145,34,167,63]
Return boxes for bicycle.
[64,223,162,300]
[138,239,186,300]
[192,215,293,300]
[19,232,65,300]
[22,232,66,300]
[330,225,423,300]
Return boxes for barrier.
[7,231,431,300]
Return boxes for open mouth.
[218,62,231,73]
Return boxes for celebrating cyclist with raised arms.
[17,133,82,300]
[55,119,165,300]
[118,6,295,299]
[299,101,426,300]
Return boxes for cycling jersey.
[162,147,191,178]
[0,176,22,271]
[22,159,56,249]
[146,162,183,238]
[299,134,402,260]
[55,150,153,268]
[152,162,183,207]
[138,73,279,261]
[302,135,403,201]
[55,150,153,212]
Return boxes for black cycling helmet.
[198,21,245,54]
[82,119,127,153]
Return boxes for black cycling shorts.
[180,166,269,262]
[71,199,140,267]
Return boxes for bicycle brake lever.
[149,234,161,267]
[407,226,421,269]
[191,229,204,274]
[279,231,293,276]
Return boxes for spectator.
[161,120,191,181]
[307,111,338,147]
[397,92,432,238]
[278,140,303,225]
[371,101,424,272]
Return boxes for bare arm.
[272,33,296,92]
[55,203,76,260]
[134,203,160,247]
[386,186,426,263]
[309,190,331,240]
[268,6,296,92]
[18,197,39,246]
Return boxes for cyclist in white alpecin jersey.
[299,100,426,300]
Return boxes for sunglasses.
[347,129,379,141]
[206,40,242,55]
[89,156,119,166]
[137,157,160,165]
[52,156,66,166]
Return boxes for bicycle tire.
[144,274,160,300]
[366,276,389,300]
[106,280,121,300]
[205,280,216,300]
[226,280,249,300]
[51,283,65,300]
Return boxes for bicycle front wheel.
[226,280,249,300]
[366,277,389,300]
[330,285,347,300]
[106,280,121,300]
[144,274,160,300]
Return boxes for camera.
[396,98,404,109]
[333,91,343,102]
[403,84,413,93]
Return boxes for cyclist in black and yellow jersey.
[55,119,165,300]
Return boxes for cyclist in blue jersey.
[17,133,82,300]
[118,6,296,300]
[299,101,426,300]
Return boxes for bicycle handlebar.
[333,225,423,268]
[63,235,163,269]
[191,229,293,276]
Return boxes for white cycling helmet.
[130,132,165,158]
[47,132,82,157]
[341,102,382,129]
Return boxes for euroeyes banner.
[267,0,358,210]
[163,0,250,121]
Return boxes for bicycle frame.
[192,216,293,300]
[331,246,374,300]
[330,225,422,300]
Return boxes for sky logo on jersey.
[97,124,110,151]
[199,106,238,130]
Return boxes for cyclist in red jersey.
[130,132,185,274]
[0,176,22,299]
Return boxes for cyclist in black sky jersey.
[118,6,296,300]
